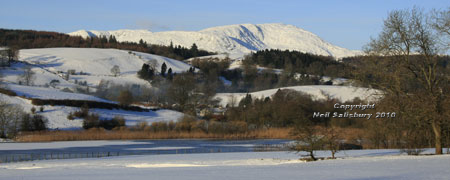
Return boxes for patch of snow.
[1,150,449,180]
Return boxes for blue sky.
[0,0,447,50]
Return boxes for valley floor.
[1,148,449,180]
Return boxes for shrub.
[117,90,133,106]
[192,120,208,133]
[82,113,100,129]
[67,112,74,120]
[208,120,224,134]
[21,114,47,131]
[228,121,248,133]
[175,115,196,132]
[30,107,36,114]
[112,115,126,127]
[39,106,44,112]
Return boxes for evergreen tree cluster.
[137,63,155,80]
[244,49,349,78]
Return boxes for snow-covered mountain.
[69,23,360,59]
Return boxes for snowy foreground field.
[1,146,449,180]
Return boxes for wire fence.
[0,145,290,164]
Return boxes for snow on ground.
[20,48,192,75]
[0,48,192,129]
[1,149,449,180]
[216,85,381,107]
[0,93,183,130]
[7,83,112,103]
[17,48,193,88]
[69,23,361,59]
[1,63,75,89]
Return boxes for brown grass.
[16,128,293,142]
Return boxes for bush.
[208,120,224,134]
[112,115,126,127]
[67,112,74,120]
[21,114,47,132]
[192,120,208,133]
[39,106,44,112]
[83,114,126,130]
[227,121,248,133]
[117,90,133,106]
[175,115,196,132]
[82,113,100,129]
[30,107,36,114]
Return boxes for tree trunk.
[431,120,442,154]
[309,151,316,161]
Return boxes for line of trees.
[0,29,215,60]
[243,49,350,78]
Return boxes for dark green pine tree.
[161,62,167,77]
[239,93,252,108]
[190,43,199,57]
[167,68,173,80]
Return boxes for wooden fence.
[0,144,290,164]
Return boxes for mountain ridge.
[69,23,361,58]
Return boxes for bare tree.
[322,126,342,159]
[227,95,238,108]
[19,66,35,86]
[111,65,120,77]
[363,7,449,154]
[431,8,450,54]
[6,47,19,66]
[290,116,324,161]
[168,73,195,111]
[0,100,25,138]
[148,59,159,73]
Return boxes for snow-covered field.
[0,48,194,129]
[216,85,381,107]
[14,48,193,87]
[0,92,183,129]
[1,148,449,180]
[7,84,112,103]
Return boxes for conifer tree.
[161,62,167,77]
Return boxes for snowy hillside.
[69,23,361,59]
[20,48,192,75]
[0,48,193,129]
[16,48,193,87]
[0,93,183,129]
[216,85,381,107]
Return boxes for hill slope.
[69,23,360,58]
[14,48,193,87]
[216,85,381,107]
